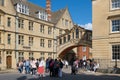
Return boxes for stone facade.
[0,0,91,70]
[0,0,78,70]
[92,0,120,69]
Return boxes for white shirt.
[39,60,45,67]
[30,60,37,68]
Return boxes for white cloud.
[79,23,92,30]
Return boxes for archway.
[62,50,76,65]
[58,46,77,65]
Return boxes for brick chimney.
[20,0,27,2]
[46,0,51,21]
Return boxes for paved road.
[0,67,120,80]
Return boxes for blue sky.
[28,0,92,30]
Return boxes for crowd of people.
[16,57,99,78]
[16,57,64,78]
[70,58,100,75]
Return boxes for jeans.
[25,66,30,74]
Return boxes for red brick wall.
[77,46,90,60]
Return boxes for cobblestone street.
[0,67,120,80]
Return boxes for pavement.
[0,67,120,80]
[0,69,18,74]
[0,67,120,76]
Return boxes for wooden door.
[6,56,12,69]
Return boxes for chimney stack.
[46,0,51,21]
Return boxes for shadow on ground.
[16,72,120,80]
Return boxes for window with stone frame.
[48,40,52,48]
[48,53,52,57]
[76,28,79,38]
[40,52,45,60]
[18,52,24,62]
[59,38,62,45]
[18,35,24,45]
[112,45,120,60]
[37,11,48,21]
[29,21,33,31]
[29,37,33,46]
[16,3,29,15]
[18,19,24,29]
[7,17,11,27]
[68,35,70,41]
[40,39,44,47]
[29,52,33,60]
[111,19,120,32]
[7,34,11,44]
[111,0,120,9]
[40,24,44,33]
[64,37,66,43]
[48,27,52,34]
[6,51,12,55]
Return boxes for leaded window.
[18,35,24,45]
[29,37,33,46]
[112,19,120,32]
[40,39,44,47]
[18,52,24,62]
[8,34,11,44]
[29,52,33,60]
[112,0,120,9]
[112,45,120,60]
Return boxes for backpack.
[50,61,54,67]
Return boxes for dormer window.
[36,11,48,21]
[16,3,29,15]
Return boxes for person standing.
[37,58,45,77]
[30,58,37,76]
[49,59,54,77]
[53,59,59,77]
[58,59,64,77]
[25,59,30,74]
[65,60,68,68]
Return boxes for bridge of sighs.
[56,25,92,59]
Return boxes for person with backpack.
[53,59,59,77]
[49,59,54,77]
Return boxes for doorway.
[6,56,12,69]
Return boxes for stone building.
[92,0,120,69]
[0,0,91,70]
